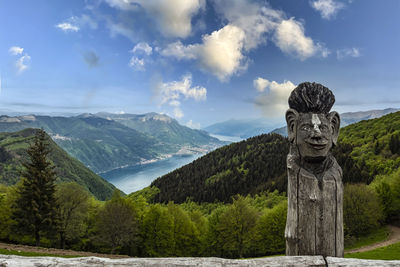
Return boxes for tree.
[56,182,90,249]
[343,184,383,237]
[12,129,58,246]
[141,204,174,256]
[167,202,200,256]
[254,200,287,256]
[216,196,258,258]
[95,191,137,254]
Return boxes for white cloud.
[161,1,328,80]
[310,0,345,20]
[161,41,199,60]
[129,56,145,71]
[56,15,98,33]
[131,42,153,55]
[336,47,360,59]
[274,18,328,60]
[199,25,246,81]
[8,46,24,55]
[186,119,201,129]
[213,0,282,51]
[104,0,205,38]
[253,77,269,92]
[56,22,80,32]
[254,79,296,118]
[153,74,207,119]
[16,54,31,74]
[161,24,246,81]
[9,46,31,74]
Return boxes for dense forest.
[0,128,116,200]
[151,133,289,203]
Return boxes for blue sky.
[0,0,399,128]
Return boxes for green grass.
[345,242,400,260]
[345,226,390,250]
[0,248,81,258]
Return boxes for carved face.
[296,113,333,162]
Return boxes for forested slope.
[151,133,289,203]
[152,111,400,204]
[0,128,116,200]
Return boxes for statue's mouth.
[306,142,328,150]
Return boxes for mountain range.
[0,113,223,173]
[0,128,116,200]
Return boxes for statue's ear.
[328,111,340,146]
[286,109,299,143]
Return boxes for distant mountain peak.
[141,113,173,123]
[76,113,96,118]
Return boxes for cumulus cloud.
[9,46,31,74]
[131,42,153,55]
[162,1,327,80]
[161,25,246,81]
[274,18,328,60]
[254,79,296,117]
[213,0,282,51]
[336,47,360,59]
[310,0,345,20]
[56,15,98,33]
[104,0,205,38]
[153,74,207,119]
[199,25,246,81]
[161,41,199,60]
[129,56,145,71]
[253,77,269,92]
[83,51,100,68]
[9,46,24,55]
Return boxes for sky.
[0,0,399,129]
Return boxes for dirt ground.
[346,225,400,254]
[0,242,129,259]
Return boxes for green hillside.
[334,110,400,182]
[0,128,116,200]
[151,133,289,203]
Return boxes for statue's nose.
[310,127,322,138]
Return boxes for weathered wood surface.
[1,255,400,266]
[285,154,344,257]
[326,257,400,267]
[0,255,326,267]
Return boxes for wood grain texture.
[285,154,344,257]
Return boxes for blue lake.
[101,154,202,194]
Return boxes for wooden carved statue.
[284,82,343,257]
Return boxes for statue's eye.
[320,125,329,132]
[301,125,311,131]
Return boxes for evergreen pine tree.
[12,129,58,246]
